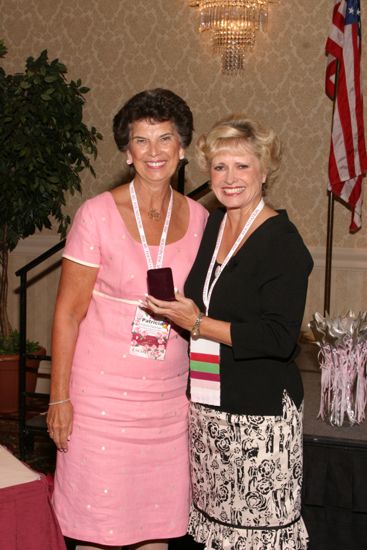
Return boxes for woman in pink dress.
[46,89,208,550]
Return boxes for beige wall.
[3,0,367,353]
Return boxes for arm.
[229,235,313,361]
[47,259,98,451]
[144,291,232,345]
[146,231,312,358]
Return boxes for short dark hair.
[113,88,193,151]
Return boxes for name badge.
[129,307,171,361]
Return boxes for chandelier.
[189,1,277,74]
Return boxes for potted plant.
[0,41,102,412]
[0,331,44,414]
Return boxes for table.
[298,343,367,550]
[0,445,66,550]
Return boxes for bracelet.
[191,312,204,338]
[48,398,71,406]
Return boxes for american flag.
[325,0,367,232]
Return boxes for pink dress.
[52,191,208,546]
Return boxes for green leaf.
[44,75,58,83]
[0,43,103,341]
[0,40,7,58]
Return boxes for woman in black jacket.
[145,114,313,550]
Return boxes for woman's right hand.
[47,401,73,452]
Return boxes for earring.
[126,159,132,165]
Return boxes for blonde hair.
[196,114,282,184]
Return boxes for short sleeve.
[63,199,101,268]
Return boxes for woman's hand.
[144,290,200,332]
[47,401,73,452]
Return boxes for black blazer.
[185,208,314,416]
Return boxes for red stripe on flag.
[348,174,362,205]
[326,58,337,99]
[333,5,345,32]
[337,64,356,176]
[325,0,367,232]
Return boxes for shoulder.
[191,207,224,246]
[83,191,112,211]
[67,192,114,241]
[76,191,111,213]
[184,195,208,217]
[207,207,226,229]
[258,210,300,241]
[267,210,305,243]
[181,195,209,230]
[261,211,313,271]
[73,191,113,221]
[200,207,225,235]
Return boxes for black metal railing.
[16,239,65,458]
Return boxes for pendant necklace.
[129,180,173,269]
[148,208,161,221]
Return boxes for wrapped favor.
[309,311,367,427]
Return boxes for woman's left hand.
[143,290,200,332]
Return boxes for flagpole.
[324,192,334,315]
[324,59,339,316]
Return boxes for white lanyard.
[203,199,265,313]
[129,180,173,270]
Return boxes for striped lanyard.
[129,180,173,270]
[203,199,265,313]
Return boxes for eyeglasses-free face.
[126,119,184,187]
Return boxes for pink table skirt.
[0,475,66,550]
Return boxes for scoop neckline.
[106,190,192,247]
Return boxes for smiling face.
[126,119,184,187]
[209,146,267,212]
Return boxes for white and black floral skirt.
[188,391,309,549]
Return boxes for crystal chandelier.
[189,1,277,74]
